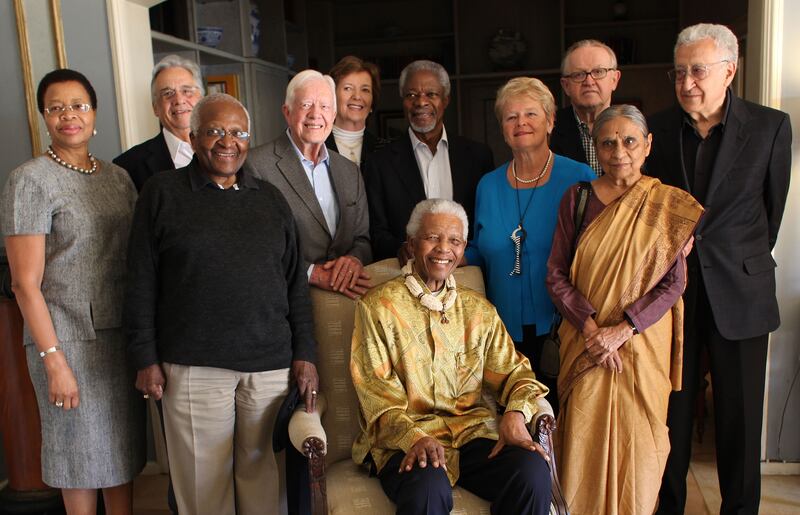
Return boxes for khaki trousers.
[162,362,290,515]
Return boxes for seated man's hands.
[399,436,447,473]
[136,363,166,400]
[292,360,319,413]
[489,411,549,462]
[310,255,371,300]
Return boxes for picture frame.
[206,74,240,99]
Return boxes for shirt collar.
[186,156,259,192]
[162,127,193,161]
[286,128,330,167]
[409,125,449,150]
[572,106,588,129]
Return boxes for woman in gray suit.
[1,69,144,514]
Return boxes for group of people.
[0,20,791,515]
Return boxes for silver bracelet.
[39,345,61,358]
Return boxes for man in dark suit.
[363,60,494,261]
[550,39,620,175]
[648,24,792,515]
[246,70,371,300]
[114,55,204,191]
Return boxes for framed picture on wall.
[206,74,240,99]
[378,111,406,140]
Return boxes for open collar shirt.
[409,126,453,200]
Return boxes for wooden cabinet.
[309,0,693,155]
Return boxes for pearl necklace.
[47,146,97,175]
[402,259,457,323]
[511,150,552,184]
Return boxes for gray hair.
[591,104,649,141]
[151,54,204,104]
[674,23,739,63]
[561,39,618,74]
[189,93,250,135]
[285,69,336,109]
[398,60,451,97]
[406,199,468,240]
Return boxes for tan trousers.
[161,362,290,515]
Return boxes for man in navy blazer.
[647,24,792,515]
[550,39,621,175]
[114,55,204,191]
[363,60,493,261]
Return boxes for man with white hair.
[351,199,551,515]
[114,54,204,191]
[125,93,318,515]
[647,23,792,515]
[551,39,621,175]
[363,60,494,262]
[247,69,372,300]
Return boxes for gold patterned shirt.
[350,275,548,485]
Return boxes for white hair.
[561,39,618,74]
[151,54,204,104]
[189,93,250,135]
[284,70,336,109]
[406,199,468,240]
[675,23,739,63]
[398,60,451,97]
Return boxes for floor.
[132,425,800,514]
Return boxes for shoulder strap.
[571,181,592,254]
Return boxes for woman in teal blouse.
[465,77,595,409]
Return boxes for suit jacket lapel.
[392,134,427,201]
[704,96,750,202]
[146,132,175,174]
[275,134,331,236]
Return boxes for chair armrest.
[288,395,328,458]
[528,396,568,515]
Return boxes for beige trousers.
[161,362,290,515]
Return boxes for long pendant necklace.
[46,146,97,175]
[402,259,457,323]
[509,151,552,276]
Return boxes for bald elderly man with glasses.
[125,93,318,515]
[550,39,621,175]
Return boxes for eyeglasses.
[159,86,200,100]
[562,68,615,83]
[203,128,250,141]
[667,61,729,83]
[43,103,92,116]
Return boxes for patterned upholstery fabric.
[310,258,493,513]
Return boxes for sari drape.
[556,175,702,515]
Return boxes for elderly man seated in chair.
[350,199,552,515]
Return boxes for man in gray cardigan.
[246,70,371,300]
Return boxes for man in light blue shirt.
[246,70,372,300]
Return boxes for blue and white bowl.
[197,26,223,48]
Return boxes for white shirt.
[162,128,194,168]
[332,125,365,167]
[287,129,340,279]
[409,126,453,200]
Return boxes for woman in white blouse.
[326,55,386,169]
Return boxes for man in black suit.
[114,55,204,191]
[550,40,620,175]
[363,60,493,261]
[648,24,792,515]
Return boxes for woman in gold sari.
[546,105,702,515]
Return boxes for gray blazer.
[245,133,371,271]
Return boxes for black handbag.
[539,181,592,378]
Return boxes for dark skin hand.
[292,360,319,413]
[136,363,166,400]
[399,436,447,473]
[488,411,550,461]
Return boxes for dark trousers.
[378,438,551,515]
[516,324,559,417]
[657,271,768,515]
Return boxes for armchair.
[287,258,568,514]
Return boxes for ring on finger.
[55,400,64,408]
[143,394,150,399]
[311,390,318,396]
